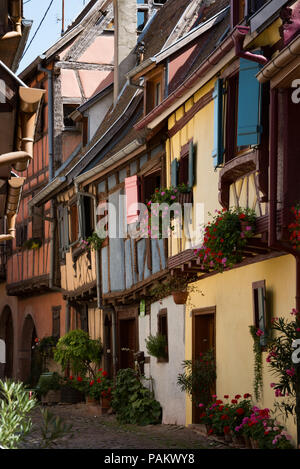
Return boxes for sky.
[18,0,88,73]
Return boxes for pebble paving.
[21,404,230,450]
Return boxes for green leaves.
[177,350,216,407]
[145,334,168,359]
[54,329,103,377]
[39,408,72,449]
[0,379,37,449]
[111,368,162,426]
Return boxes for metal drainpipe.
[74,183,102,309]
[38,62,55,289]
[111,307,117,379]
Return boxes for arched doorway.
[0,306,14,378]
[20,315,38,384]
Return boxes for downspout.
[38,61,55,289]
[268,87,300,447]
[232,26,269,65]
[111,307,117,379]
[74,182,102,310]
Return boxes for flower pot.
[101,395,112,413]
[86,396,99,405]
[250,437,260,449]
[231,433,245,447]
[243,435,252,449]
[60,385,84,403]
[224,432,232,443]
[172,291,188,305]
[41,390,61,404]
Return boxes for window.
[140,171,161,204]
[58,205,69,260]
[212,56,264,168]
[16,223,28,248]
[63,104,77,129]
[70,203,79,244]
[82,196,94,239]
[171,141,195,188]
[252,280,267,346]
[79,305,89,333]
[145,70,163,114]
[31,205,44,239]
[158,309,168,362]
[52,306,61,339]
[137,9,148,32]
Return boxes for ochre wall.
[185,254,297,442]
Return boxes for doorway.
[192,307,216,424]
[117,306,138,371]
[0,306,14,378]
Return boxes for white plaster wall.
[88,91,113,141]
[139,296,186,425]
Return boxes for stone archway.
[19,314,38,384]
[0,305,14,379]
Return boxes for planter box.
[41,390,61,404]
[60,385,84,404]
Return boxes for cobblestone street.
[22,404,229,450]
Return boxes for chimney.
[113,0,137,103]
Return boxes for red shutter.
[125,176,140,224]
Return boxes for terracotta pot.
[86,396,99,405]
[172,291,188,305]
[232,433,245,447]
[243,435,252,449]
[250,437,260,449]
[101,395,111,412]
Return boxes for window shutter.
[32,205,44,239]
[237,57,262,147]
[171,158,178,187]
[253,280,267,346]
[212,78,224,168]
[188,141,195,188]
[125,175,140,224]
[63,206,69,248]
[78,196,86,239]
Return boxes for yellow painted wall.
[61,249,96,292]
[166,79,220,256]
[185,254,297,442]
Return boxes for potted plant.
[54,329,103,378]
[145,334,168,361]
[194,207,256,272]
[37,372,62,404]
[177,349,216,410]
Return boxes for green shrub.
[111,368,162,425]
[145,334,168,359]
[36,372,62,397]
[54,329,103,377]
[0,379,37,449]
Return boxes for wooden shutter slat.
[237,56,262,147]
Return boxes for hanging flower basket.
[172,291,188,305]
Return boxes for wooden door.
[119,318,137,369]
[192,308,216,423]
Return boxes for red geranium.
[102,371,108,377]
[235,394,241,399]
[77,376,82,382]
[223,426,230,434]
[243,393,251,398]
[236,408,244,415]
[231,399,238,404]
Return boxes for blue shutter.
[212,78,224,168]
[171,158,178,187]
[237,57,262,147]
[188,141,195,188]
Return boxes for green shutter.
[212,78,224,168]
[171,158,178,187]
[237,56,263,147]
[188,141,195,189]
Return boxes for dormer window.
[63,104,78,130]
[231,0,267,28]
[144,68,164,114]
